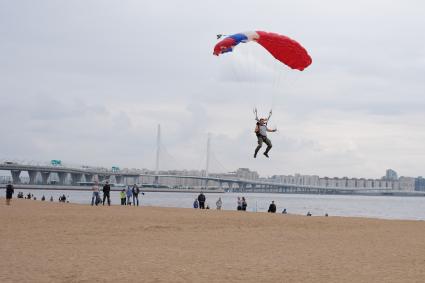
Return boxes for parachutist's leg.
[254,136,263,158]
[264,137,272,154]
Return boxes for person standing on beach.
[5,181,14,205]
[120,189,126,205]
[91,181,100,206]
[268,201,276,213]
[216,197,222,210]
[102,181,111,206]
[198,193,206,209]
[126,186,132,205]
[132,184,141,206]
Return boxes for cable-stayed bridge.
[0,125,420,195]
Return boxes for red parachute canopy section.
[256,31,312,71]
[213,31,312,71]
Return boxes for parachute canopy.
[213,31,312,71]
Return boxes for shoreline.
[1,184,425,197]
[1,196,424,223]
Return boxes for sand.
[1,198,425,283]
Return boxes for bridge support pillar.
[84,174,93,182]
[28,170,38,184]
[251,184,256,192]
[228,182,234,192]
[98,175,110,183]
[154,176,159,187]
[41,172,50,184]
[71,173,82,185]
[115,175,123,184]
[132,176,139,185]
[236,183,245,193]
[11,170,21,184]
[58,172,67,185]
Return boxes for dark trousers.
[103,192,111,206]
[121,198,126,205]
[133,194,139,206]
[255,135,272,155]
[199,201,205,209]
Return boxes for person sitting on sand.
[216,197,222,210]
[307,211,312,216]
[237,197,242,211]
[193,198,199,209]
[282,208,287,214]
[268,201,276,213]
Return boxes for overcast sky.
[1,0,424,178]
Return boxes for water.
[13,189,425,221]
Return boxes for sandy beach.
[1,199,424,283]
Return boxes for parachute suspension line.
[229,57,240,82]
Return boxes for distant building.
[385,169,398,180]
[397,177,415,191]
[234,168,259,180]
[415,177,425,191]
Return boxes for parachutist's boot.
[254,148,260,158]
[263,152,269,158]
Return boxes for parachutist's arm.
[267,127,277,132]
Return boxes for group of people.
[237,196,247,211]
[91,181,110,206]
[193,193,221,210]
[191,196,302,215]
[4,181,65,204]
[90,181,144,206]
[193,193,207,209]
[4,181,325,216]
[119,184,144,206]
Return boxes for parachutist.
[254,117,277,158]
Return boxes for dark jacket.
[103,184,111,194]
[268,203,276,213]
[6,184,14,198]
[132,186,140,195]
[198,193,206,203]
